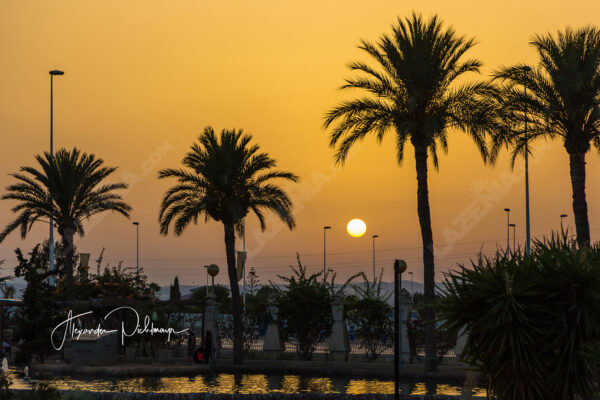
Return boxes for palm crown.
[491,27,600,160]
[158,127,297,235]
[324,13,499,166]
[1,148,131,242]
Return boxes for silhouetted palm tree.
[324,13,500,371]
[491,27,600,246]
[0,148,131,296]
[158,126,297,364]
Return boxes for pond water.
[9,369,487,396]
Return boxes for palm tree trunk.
[568,152,590,246]
[414,145,437,372]
[61,228,75,299]
[224,222,244,364]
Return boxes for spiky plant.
[439,236,600,400]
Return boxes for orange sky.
[1,0,600,286]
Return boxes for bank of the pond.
[30,361,473,383]
[9,390,472,400]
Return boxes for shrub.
[438,235,600,400]
[275,254,333,360]
[345,272,393,360]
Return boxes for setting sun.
[347,219,367,238]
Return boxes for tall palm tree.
[0,148,131,296]
[491,27,600,246]
[158,126,298,364]
[324,13,500,371]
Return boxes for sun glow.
[347,219,367,238]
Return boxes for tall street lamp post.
[48,69,64,286]
[323,226,331,281]
[504,208,511,252]
[522,65,532,255]
[560,214,568,232]
[372,234,379,283]
[509,224,516,253]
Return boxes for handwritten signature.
[51,307,189,351]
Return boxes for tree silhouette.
[0,148,131,296]
[491,27,600,246]
[324,13,500,371]
[158,126,297,364]
[170,276,181,301]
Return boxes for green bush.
[438,236,600,400]
[275,254,357,360]
[275,254,333,360]
[345,273,393,360]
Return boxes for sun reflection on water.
[8,368,487,396]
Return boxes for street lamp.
[207,264,219,296]
[509,224,516,253]
[132,222,140,277]
[408,271,414,297]
[504,208,511,252]
[48,69,64,286]
[393,259,407,400]
[522,65,532,255]
[323,226,331,281]
[372,234,379,283]
[560,214,568,232]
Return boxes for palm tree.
[491,27,600,246]
[0,148,131,296]
[324,13,500,371]
[158,126,298,364]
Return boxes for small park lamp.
[393,259,407,400]
[207,264,219,296]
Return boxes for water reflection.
[9,368,487,396]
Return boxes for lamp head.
[132,221,139,226]
[560,214,568,218]
[504,208,510,212]
[509,223,516,227]
[324,226,331,230]
[373,234,379,238]
[394,259,407,274]
[207,264,219,277]
[49,70,64,76]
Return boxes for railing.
[210,313,458,359]
[219,336,397,355]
